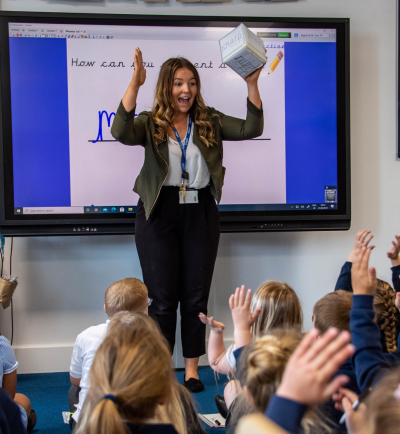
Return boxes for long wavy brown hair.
[152,57,218,147]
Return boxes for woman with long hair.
[111,48,264,391]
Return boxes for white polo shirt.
[69,320,110,422]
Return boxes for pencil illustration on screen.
[268,51,283,74]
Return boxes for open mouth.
[178,96,190,105]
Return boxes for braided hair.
[373,279,398,353]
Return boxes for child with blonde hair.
[75,311,204,434]
[237,329,331,434]
[199,281,303,416]
[69,277,149,430]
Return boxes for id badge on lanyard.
[172,117,197,204]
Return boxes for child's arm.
[198,313,232,375]
[350,247,400,391]
[70,336,83,388]
[335,231,375,292]
[2,370,17,399]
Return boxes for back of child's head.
[250,281,303,337]
[75,311,173,434]
[313,290,352,334]
[104,277,148,317]
[364,367,400,433]
[314,284,398,352]
[238,329,326,434]
[239,328,303,412]
[373,279,398,353]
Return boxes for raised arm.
[350,247,398,391]
[122,48,146,112]
[198,313,232,375]
[111,48,148,146]
[244,65,263,109]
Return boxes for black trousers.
[135,186,220,358]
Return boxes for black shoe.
[184,377,204,393]
[27,409,37,433]
[214,395,228,419]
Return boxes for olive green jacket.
[111,99,263,219]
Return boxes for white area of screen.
[67,26,290,207]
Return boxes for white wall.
[0,0,398,373]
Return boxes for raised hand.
[351,247,377,295]
[348,230,375,262]
[131,47,146,89]
[276,328,354,405]
[198,313,225,334]
[121,47,146,112]
[387,235,400,267]
[229,285,261,348]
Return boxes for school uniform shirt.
[69,320,110,422]
[126,423,179,434]
[0,336,18,385]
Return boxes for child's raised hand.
[198,313,225,334]
[229,285,261,348]
[229,285,261,332]
[351,247,377,295]
[348,230,375,262]
[276,328,354,405]
[387,235,400,260]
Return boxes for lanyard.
[171,116,193,178]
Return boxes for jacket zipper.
[149,144,169,217]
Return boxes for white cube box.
[219,24,267,79]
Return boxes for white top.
[70,320,110,422]
[0,336,18,386]
[225,343,237,371]
[164,123,211,189]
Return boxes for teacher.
[111,48,264,392]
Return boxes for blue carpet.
[17,366,228,434]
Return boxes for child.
[313,290,361,433]
[69,277,148,429]
[75,311,184,434]
[334,230,399,352]
[105,312,205,434]
[199,281,303,414]
[238,329,331,434]
[334,368,400,434]
[221,286,354,434]
[349,244,400,392]
[0,334,35,432]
